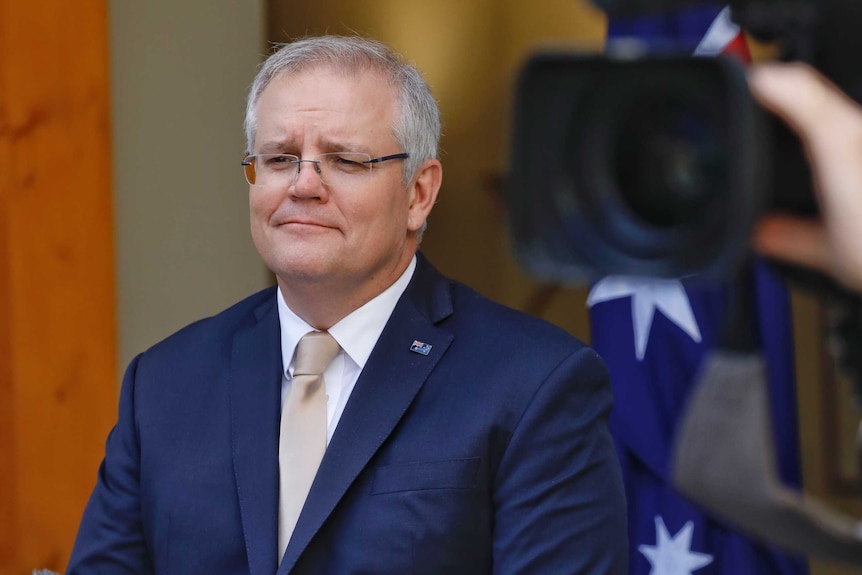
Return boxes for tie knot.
[293,331,340,377]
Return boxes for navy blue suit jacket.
[69,255,627,574]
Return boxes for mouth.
[277,218,336,231]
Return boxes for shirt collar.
[277,255,417,377]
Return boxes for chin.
[267,252,339,284]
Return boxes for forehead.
[253,66,399,148]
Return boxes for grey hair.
[244,35,441,185]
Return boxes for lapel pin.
[410,340,432,356]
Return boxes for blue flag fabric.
[607,3,729,53]
[588,5,809,575]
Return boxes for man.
[69,35,627,574]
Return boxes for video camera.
[504,1,862,564]
[506,0,862,285]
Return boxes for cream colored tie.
[277,330,340,560]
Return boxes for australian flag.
[588,5,809,575]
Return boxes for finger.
[750,64,862,271]
[747,63,860,141]
[753,214,832,275]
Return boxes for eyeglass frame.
[240,152,410,187]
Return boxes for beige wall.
[110,0,271,372]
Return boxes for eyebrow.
[319,138,365,153]
[256,140,296,154]
[255,137,369,156]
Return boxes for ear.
[406,159,442,233]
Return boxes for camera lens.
[613,94,727,228]
[510,54,761,280]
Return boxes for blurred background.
[0,0,860,573]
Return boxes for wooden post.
[0,1,117,572]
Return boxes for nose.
[291,159,326,198]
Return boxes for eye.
[263,154,296,169]
[328,153,369,173]
[336,156,361,166]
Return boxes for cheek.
[248,191,278,252]
[344,195,407,241]
[249,190,277,223]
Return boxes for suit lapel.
[278,256,454,574]
[229,292,283,575]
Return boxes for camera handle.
[731,1,818,63]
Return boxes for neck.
[277,252,415,330]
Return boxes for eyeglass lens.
[245,153,373,187]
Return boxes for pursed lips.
[275,217,337,230]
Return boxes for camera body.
[505,0,860,284]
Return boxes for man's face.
[249,67,429,301]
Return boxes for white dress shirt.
[276,256,417,444]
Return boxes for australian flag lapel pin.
[410,340,432,356]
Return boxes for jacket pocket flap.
[372,457,480,494]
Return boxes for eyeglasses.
[241,152,409,187]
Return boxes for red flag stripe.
[721,32,752,63]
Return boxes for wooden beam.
[0,0,14,559]
[0,1,117,572]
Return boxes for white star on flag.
[587,277,702,360]
[639,515,714,575]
